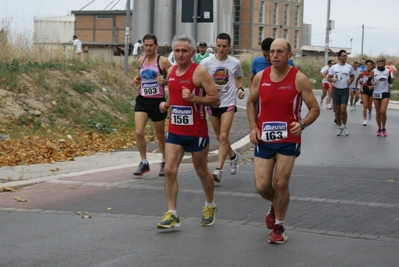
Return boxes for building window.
[259,1,265,23]
[294,5,300,27]
[273,3,278,25]
[272,28,277,39]
[258,27,264,46]
[96,15,113,19]
[294,30,299,49]
[284,29,288,40]
[234,0,241,22]
[233,25,240,46]
[284,4,289,25]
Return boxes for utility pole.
[324,0,331,66]
[124,0,131,72]
[193,0,199,44]
[361,24,364,55]
[350,38,353,53]
[249,0,254,51]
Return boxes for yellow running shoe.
[157,211,181,229]
[201,205,217,226]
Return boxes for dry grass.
[0,28,68,64]
[0,26,147,167]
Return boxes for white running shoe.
[336,127,343,136]
[229,151,240,175]
[362,121,367,126]
[368,112,372,121]
[320,100,323,107]
[212,169,223,183]
[343,126,350,136]
[350,105,354,111]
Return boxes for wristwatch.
[300,121,307,130]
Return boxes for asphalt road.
[1,90,399,266]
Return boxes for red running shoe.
[265,204,275,229]
[268,224,288,244]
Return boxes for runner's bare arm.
[160,56,172,74]
[235,76,245,99]
[295,71,320,129]
[133,57,145,85]
[248,73,255,91]
[184,65,220,107]
[355,73,363,87]
[247,71,262,144]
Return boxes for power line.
[80,0,96,11]
[110,0,122,10]
[104,0,117,10]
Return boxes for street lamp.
[350,38,353,52]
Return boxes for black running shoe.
[133,162,150,176]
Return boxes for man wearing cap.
[195,42,211,64]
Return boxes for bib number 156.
[172,115,190,125]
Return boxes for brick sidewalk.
[2,160,399,241]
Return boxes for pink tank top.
[139,55,165,98]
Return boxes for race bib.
[261,122,288,142]
[373,92,382,99]
[171,106,194,125]
[141,81,160,96]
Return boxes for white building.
[33,15,75,45]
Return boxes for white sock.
[205,202,215,207]
[168,210,177,216]
[275,220,284,225]
[141,159,148,164]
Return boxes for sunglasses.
[377,60,385,63]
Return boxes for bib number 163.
[263,131,283,141]
[261,121,288,142]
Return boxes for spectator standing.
[72,35,82,57]
[132,40,142,58]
